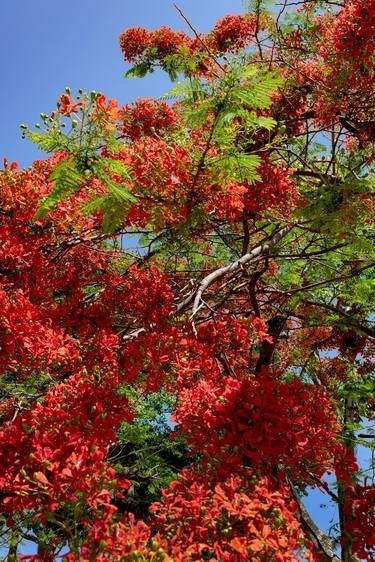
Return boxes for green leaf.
[33,158,82,220]
[184,98,213,128]
[125,62,152,79]
[101,158,132,179]
[160,81,190,100]
[82,176,136,234]
[101,176,136,204]
[256,116,277,131]
[212,152,261,184]
[160,79,206,102]
[227,153,261,181]
[28,130,68,153]
[231,72,282,110]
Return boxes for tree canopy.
[0,0,374,560]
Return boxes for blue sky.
[0,0,371,557]
[0,0,243,168]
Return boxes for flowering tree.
[0,0,374,560]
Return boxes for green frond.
[101,158,132,179]
[101,176,136,204]
[184,98,213,128]
[160,82,192,101]
[231,76,281,110]
[83,176,136,234]
[255,115,277,131]
[28,130,69,153]
[212,152,261,184]
[125,62,153,79]
[33,158,82,220]
[160,79,207,102]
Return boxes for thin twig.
[173,4,226,74]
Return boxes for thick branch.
[255,314,288,373]
[292,169,342,184]
[191,224,291,318]
[289,481,343,562]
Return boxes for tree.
[0,0,374,560]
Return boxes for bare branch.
[191,224,291,320]
[288,480,344,562]
[173,4,225,73]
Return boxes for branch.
[301,300,375,341]
[173,4,225,74]
[122,327,146,341]
[268,262,375,301]
[305,471,340,503]
[292,169,342,184]
[191,224,291,320]
[288,480,343,562]
[273,242,348,259]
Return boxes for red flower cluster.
[326,0,375,67]
[283,0,375,136]
[244,159,296,216]
[120,13,268,76]
[211,14,258,53]
[0,285,79,377]
[0,156,176,537]
[120,98,177,141]
[0,334,132,520]
[78,513,169,561]
[119,26,191,65]
[350,482,375,560]
[113,137,194,228]
[175,372,341,482]
[150,469,312,561]
[0,2,373,558]
[118,27,152,63]
[151,26,189,58]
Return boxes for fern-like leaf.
[33,159,82,220]
[28,130,69,153]
[125,62,153,79]
[101,158,132,179]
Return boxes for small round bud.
[65,86,71,94]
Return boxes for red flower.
[212,14,257,52]
[119,27,152,63]
[57,93,82,115]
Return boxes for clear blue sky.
[0,0,370,557]
[0,0,243,168]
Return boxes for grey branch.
[191,224,291,319]
[289,480,343,562]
